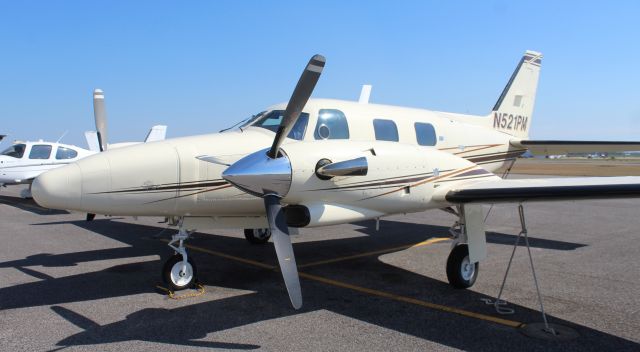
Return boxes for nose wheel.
[163,254,197,290]
[162,225,198,290]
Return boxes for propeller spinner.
[222,54,326,309]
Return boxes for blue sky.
[1,1,639,147]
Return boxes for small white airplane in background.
[32,52,640,310]
[0,89,167,197]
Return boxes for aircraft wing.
[442,177,640,204]
[511,140,640,155]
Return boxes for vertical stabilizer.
[144,125,168,142]
[84,131,100,152]
[491,50,542,138]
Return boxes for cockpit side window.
[1,144,26,158]
[251,110,309,141]
[56,147,78,160]
[29,144,52,159]
[314,109,350,140]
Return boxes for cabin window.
[55,147,78,160]
[415,122,437,146]
[314,109,350,140]
[373,119,399,142]
[252,110,309,140]
[29,145,52,159]
[1,144,26,158]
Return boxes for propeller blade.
[93,89,108,152]
[267,55,325,159]
[264,194,302,309]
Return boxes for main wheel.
[446,244,478,289]
[244,228,271,244]
[162,254,197,291]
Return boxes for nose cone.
[32,164,82,210]
[222,149,292,197]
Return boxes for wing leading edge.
[444,177,640,204]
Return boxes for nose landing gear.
[162,224,197,290]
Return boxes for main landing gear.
[162,223,197,290]
[443,205,484,289]
[244,228,272,244]
[446,244,478,288]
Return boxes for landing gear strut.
[162,223,197,290]
[244,228,272,244]
[445,205,484,289]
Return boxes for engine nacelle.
[280,140,478,217]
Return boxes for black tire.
[244,228,271,244]
[446,244,478,289]
[162,254,197,291]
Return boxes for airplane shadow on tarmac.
[0,194,69,216]
[0,206,637,350]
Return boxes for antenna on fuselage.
[358,84,372,104]
[56,131,68,143]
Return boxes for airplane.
[31,51,640,310]
[0,89,167,197]
[0,134,6,143]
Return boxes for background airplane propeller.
[86,89,109,221]
[222,54,326,309]
[93,89,108,152]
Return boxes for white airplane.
[0,89,167,197]
[32,51,640,309]
[0,141,95,194]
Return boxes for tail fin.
[491,50,542,138]
[144,125,167,142]
[84,131,100,152]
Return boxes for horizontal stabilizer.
[512,140,640,155]
[445,177,640,204]
[144,125,167,142]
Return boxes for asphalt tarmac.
[1,183,639,351]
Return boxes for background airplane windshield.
[1,144,26,158]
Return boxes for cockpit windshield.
[1,144,26,158]
[250,110,309,141]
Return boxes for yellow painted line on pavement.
[298,272,523,329]
[160,239,276,270]
[298,237,450,268]
[173,238,524,329]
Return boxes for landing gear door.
[463,204,487,264]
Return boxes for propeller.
[267,54,325,158]
[93,89,108,152]
[264,194,302,309]
[222,54,326,309]
[85,89,109,221]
